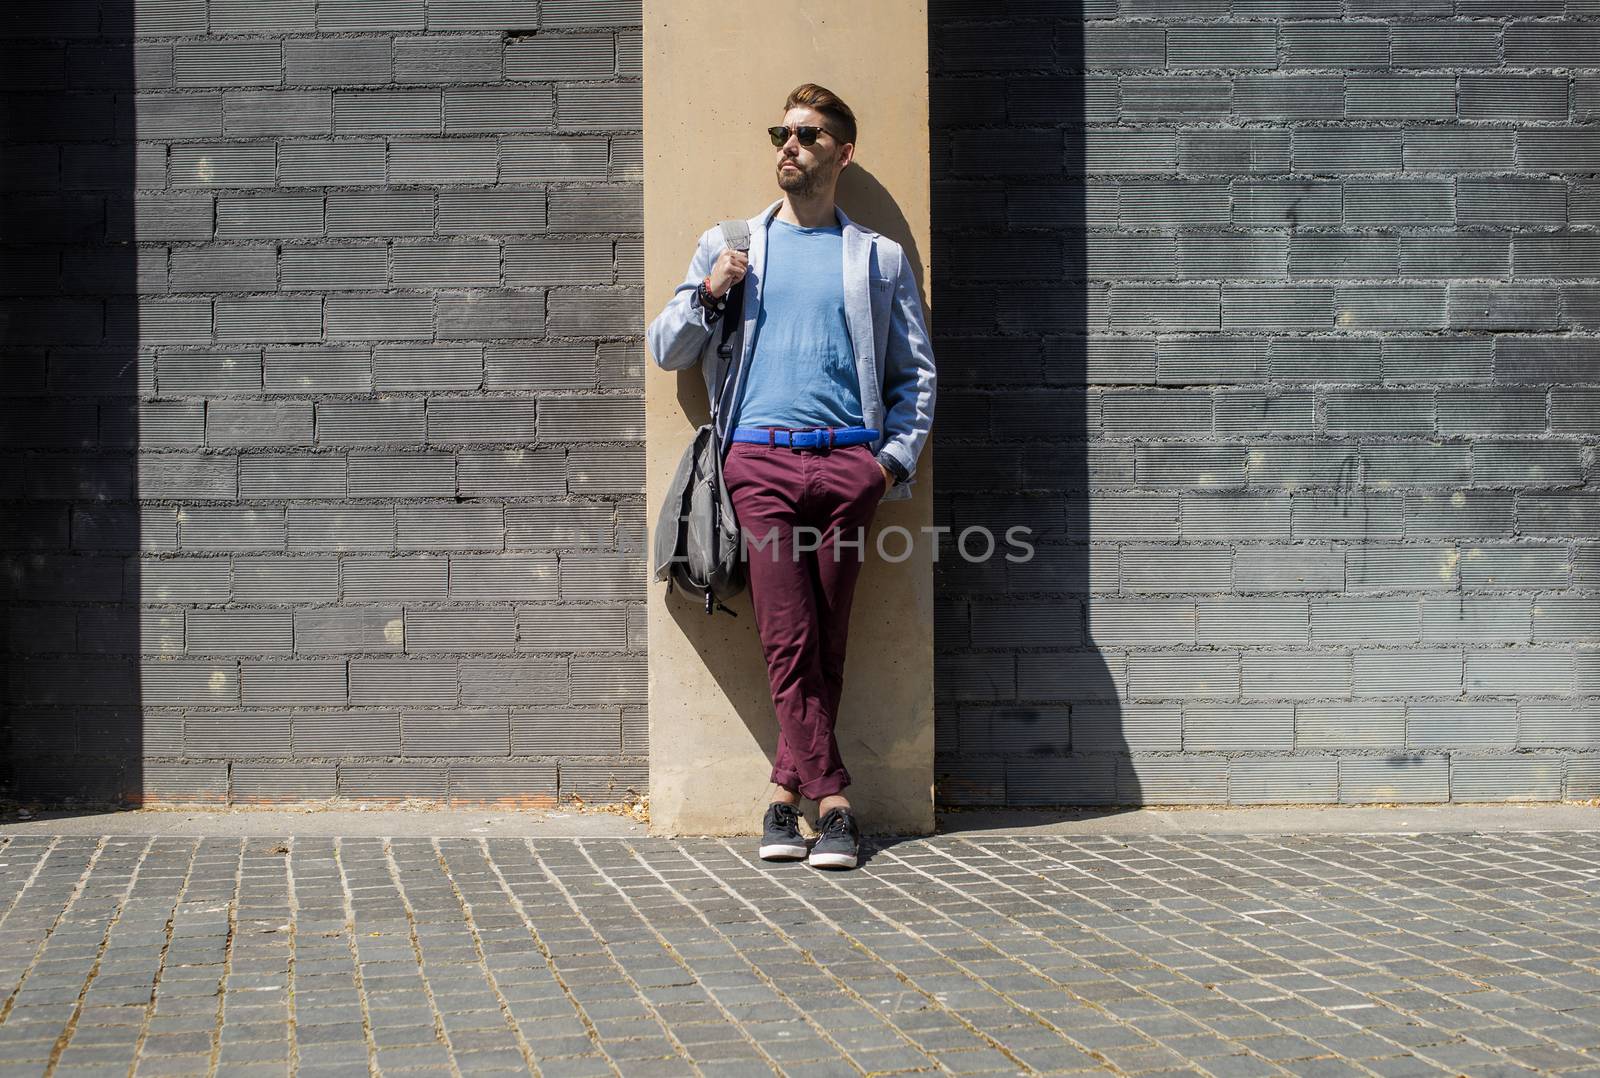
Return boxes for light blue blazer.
[646,198,936,502]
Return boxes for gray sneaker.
[759,802,807,861]
[807,806,860,870]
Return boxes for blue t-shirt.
[731,217,865,430]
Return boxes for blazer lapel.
[837,207,874,376]
[739,200,782,371]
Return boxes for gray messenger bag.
[651,220,751,616]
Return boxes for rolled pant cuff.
[772,769,850,800]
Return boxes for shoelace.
[772,803,800,826]
[819,810,854,837]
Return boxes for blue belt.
[730,426,878,449]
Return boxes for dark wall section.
[5,0,648,806]
[931,1,1128,807]
[931,0,1600,806]
[2,2,143,804]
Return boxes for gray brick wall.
[9,0,1595,811]
[2,0,645,806]
[930,0,1600,806]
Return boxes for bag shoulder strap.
[718,219,751,251]
[708,219,751,425]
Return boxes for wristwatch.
[694,276,727,322]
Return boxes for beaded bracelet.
[697,276,726,311]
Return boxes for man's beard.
[777,160,823,197]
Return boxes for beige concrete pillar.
[643,2,934,836]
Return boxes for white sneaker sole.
[759,843,808,860]
[807,850,858,869]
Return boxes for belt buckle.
[796,422,832,451]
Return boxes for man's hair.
[784,83,856,147]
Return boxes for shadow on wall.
[662,6,1135,815]
[2,1,143,808]
[928,2,1137,813]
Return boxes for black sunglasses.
[768,124,835,147]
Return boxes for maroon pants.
[722,440,886,799]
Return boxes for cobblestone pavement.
[0,832,1597,1077]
